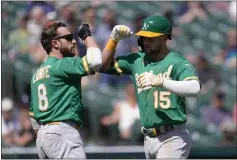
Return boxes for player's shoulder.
[124,51,143,57]
[168,51,186,60]
[121,52,145,59]
[168,51,189,63]
[118,51,144,59]
[52,57,80,67]
[39,56,73,74]
[55,56,76,63]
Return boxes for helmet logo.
[142,23,149,30]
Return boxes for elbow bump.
[86,47,102,69]
[93,58,102,69]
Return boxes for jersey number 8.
[153,91,171,109]
[38,84,48,111]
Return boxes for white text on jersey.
[33,66,51,84]
[135,65,173,94]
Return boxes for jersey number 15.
[153,91,171,109]
[38,84,49,111]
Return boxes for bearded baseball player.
[29,22,102,159]
[99,15,201,159]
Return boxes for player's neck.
[150,47,169,62]
[49,51,63,59]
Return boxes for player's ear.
[51,40,59,49]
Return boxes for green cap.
[135,15,172,39]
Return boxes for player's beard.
[60,46,76,57]
[145,47,160,57]
[144,38,161,57]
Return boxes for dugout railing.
[2,146,236,159]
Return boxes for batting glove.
[110,25,133,42]
[138,72,164,88]
[77,24,91,41]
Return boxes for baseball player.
[99,15,201,159]
[29,22,102,159]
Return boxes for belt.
[141,124,174,137]
[46,121,80,129]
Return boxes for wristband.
[105,38,118,51]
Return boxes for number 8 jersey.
[29,56,94,126]
[100,52,199,128]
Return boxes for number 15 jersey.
[29,56,93,126]
[100,52,199,128]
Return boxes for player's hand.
[110,25,133,42]
[138,72,164,88]
[77,24,91,41]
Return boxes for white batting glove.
[138,72,164,88]
[110,25,133,42]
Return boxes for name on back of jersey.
[33,66,51,84]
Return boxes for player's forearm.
[163,79,200,97]
[84,37,102,69]
[100,38,117,71]
[77,24,102,69]
[84,36,99,48]
[100,25,132,71]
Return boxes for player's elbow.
[98,64,110,72]
[191,85,200,96]
[188,80,201,96]
[90,57,102,69]
[86,47,102,69]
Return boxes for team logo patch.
[142,23,149,30]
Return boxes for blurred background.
[1,1,236,159]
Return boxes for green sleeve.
[99,53,139,75]
[55,56,95,78]
[174,60,200,81]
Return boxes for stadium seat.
[197,18,215,30]
[180,24,194,40]
[192,38,205,50]
[208,9,229,24]
[122,1,159,15]
[189,120,208,135]
[207,30,226,48]
[198,134,222,146]
[182,46,197,55]
[189,21,207,39]
[216,22,231,34]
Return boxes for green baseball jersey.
[29,56,94,126]
[101,52,199,128]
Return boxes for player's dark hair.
[40,21,67,54]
